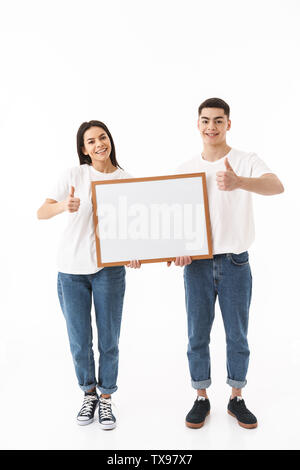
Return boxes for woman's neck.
[91,159,117,173]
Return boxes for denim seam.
[226,378,247,388]
[191,379,212,390]
[80,382,98,392]
[97,385,118,395]
[228,254,249,266]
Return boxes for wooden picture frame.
[91,173,213,267]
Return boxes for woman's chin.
[92,156,109,163]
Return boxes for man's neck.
[201,143,231,162]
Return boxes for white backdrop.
[0,0,299,451]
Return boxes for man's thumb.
[70,186,75,197]
[225,158,233,171]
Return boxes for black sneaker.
[99,396,116,430]
[76,391,99,426]
[185,397,210,428]
[227,397,258,429]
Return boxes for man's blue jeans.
[184,252,252,389]
[57,266,126,394]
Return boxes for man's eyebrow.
[200,116,225,120]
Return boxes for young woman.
[37,120,140,429]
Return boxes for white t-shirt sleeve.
[249,153,272,178]
[47,168,74,202]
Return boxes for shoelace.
[79,395,98,416]
[99,397,114,420]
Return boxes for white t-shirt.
[48,164,131,274]
[176,148,271,255]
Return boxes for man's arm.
[238,173,284,195]
[216,158,284,195]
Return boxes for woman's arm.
[37,186,80,219]
[37,199,67,219]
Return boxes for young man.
[171,97,284,429]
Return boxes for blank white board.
[91,173,213,266]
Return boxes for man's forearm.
[237,174,284,195]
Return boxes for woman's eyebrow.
[86,133,106,142]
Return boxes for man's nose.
[207,121,216,130]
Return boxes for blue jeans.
[57,266,126,394]
[184,252,252,389]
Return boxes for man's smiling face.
[198,107,231,145]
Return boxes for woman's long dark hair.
[76,120,123,169]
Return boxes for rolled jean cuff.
[80,383,97,392]
[226,378,247,389]
[97,385,118,395]
[191,379,211,390]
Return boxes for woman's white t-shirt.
[48,164,131,274]
[176,148,272,255]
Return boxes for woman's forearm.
[37,200,66,219]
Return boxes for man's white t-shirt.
[48,164,131,274]
[176,148,271,255]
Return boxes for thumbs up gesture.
[216,158,240,191]
[65,186,81,213]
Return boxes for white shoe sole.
[99,421,116,430]
[77,417,94,426]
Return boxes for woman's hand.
[127,260,141,269]
[167,256,192,267]
[65,186,80,213]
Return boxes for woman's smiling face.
[82,126,112,164]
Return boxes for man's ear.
[197,118,201,131]
[227,119,231,131]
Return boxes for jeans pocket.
[228,251,249,266]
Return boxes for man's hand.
[167,256,192,267]
[216,158,240,191]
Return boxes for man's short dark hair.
[198,98,230,118]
